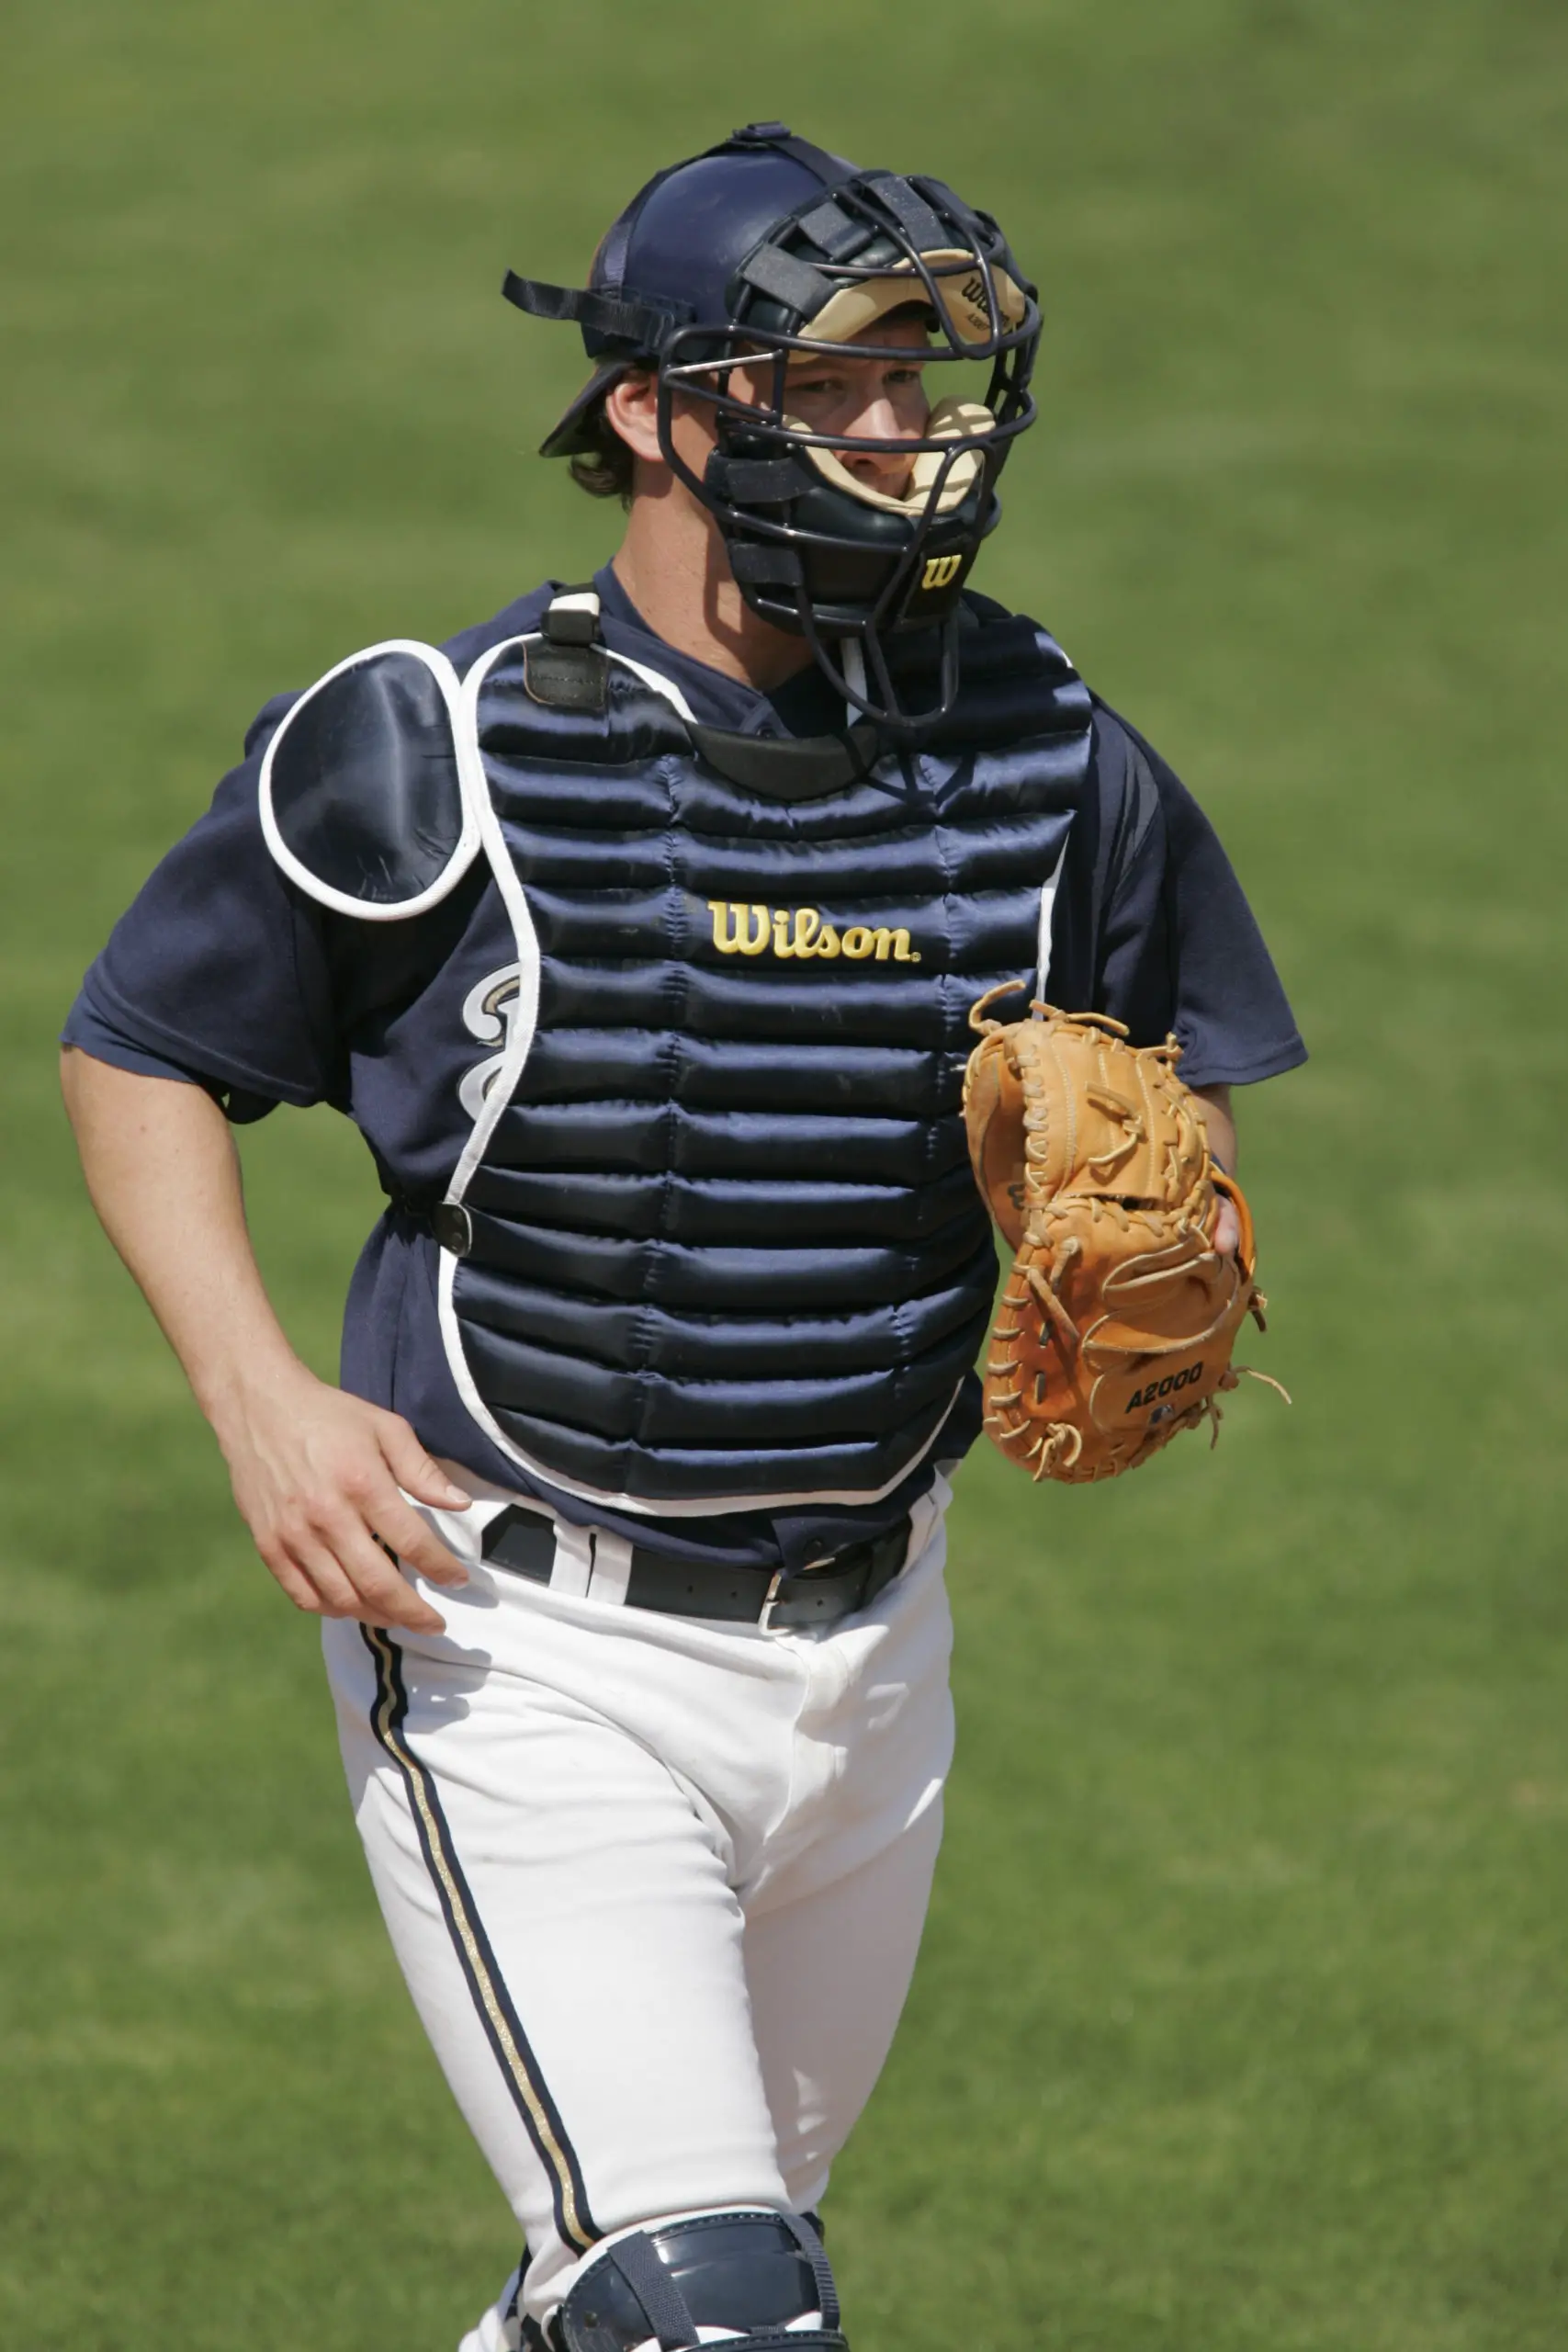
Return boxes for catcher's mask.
[502,121,1041,737]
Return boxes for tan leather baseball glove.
[962,989,1276,1483]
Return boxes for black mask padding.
[716,434,999,637]
[267,651,466,907]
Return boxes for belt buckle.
[759,1552,846,1635]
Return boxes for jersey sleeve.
[1089,703,1306,1088]
[59,989,294,1125]
[61,695,348,1115]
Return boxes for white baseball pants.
[321,1476,955,2348]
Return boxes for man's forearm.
[60,1047,468,1631]
[1191,1081,1235,1174]
[59,1048,300,1433]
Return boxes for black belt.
[480,1506,912,1630]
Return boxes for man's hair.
[567,385,637,505]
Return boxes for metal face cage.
[654,171,1041,734]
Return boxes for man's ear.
[603,371,661,465]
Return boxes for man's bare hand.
[212,1364,471,1634]
[60,1055,472,1637]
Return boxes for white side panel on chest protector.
[259,639,482,921]
[1036,831,1070,1001]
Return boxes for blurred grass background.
[3,1,1566,2346]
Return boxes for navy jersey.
[63,566,1304,1566]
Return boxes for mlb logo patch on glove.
[962,990,1280,1484]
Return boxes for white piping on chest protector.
[1036,835,1068,1000]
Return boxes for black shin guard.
[558,2211,845,2352]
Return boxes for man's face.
[660,311,934,502]
[761,312,934,499]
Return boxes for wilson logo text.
[707,902,921,964]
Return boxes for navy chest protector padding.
[264,605,1093,1514]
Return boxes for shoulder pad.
[259,640,479,919]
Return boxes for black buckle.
[481,1505,557,1583]
[762,1522,910,1631]
[541,589,602,647]
[430,1200,473,1258]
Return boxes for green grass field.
[4,2,1567,2345]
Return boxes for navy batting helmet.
[502,122,1041,733]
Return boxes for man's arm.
[61,1049,470,1634]
[1191,1082,1240,1254]
[1192,1080,1235,1170]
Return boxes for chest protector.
[260,590,1092,1515]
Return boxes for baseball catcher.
[61,123,1303,2352]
